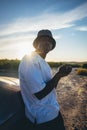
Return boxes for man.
[19,29,72,130]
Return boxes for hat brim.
[33,36,56,50]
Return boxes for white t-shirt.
[19,51,60,124]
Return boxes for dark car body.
[0,76,32,130]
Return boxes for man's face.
[37,37,53,54]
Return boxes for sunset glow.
[17,42,35,59]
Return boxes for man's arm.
[34,72,61,100]
[34,65,72,100]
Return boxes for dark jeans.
[26,112,65,130]
[36,112,65,130]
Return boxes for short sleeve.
[25,63,46,94]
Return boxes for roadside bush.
[82,63,87,69]
[48,62,63,68]
[0,59,20,70]
[77,68,87,76]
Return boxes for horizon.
[0,0,87,62]
[0,58,87,63]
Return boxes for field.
[0,68,87,130]
[53,68,87,130]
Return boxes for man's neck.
[35,50,46,59]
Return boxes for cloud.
[0,33,35,42]
[0,2,87,37]
[75,26,87,31]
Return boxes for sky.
[0,0,87,62]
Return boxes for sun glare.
[18,43,35,59]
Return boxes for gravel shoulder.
[56,68,87,130]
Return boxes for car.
[0,76,32,130]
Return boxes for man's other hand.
[58,65,72,77]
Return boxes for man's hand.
[58,65,72,77]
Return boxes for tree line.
[0,59,87,71]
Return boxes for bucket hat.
[33,30,56,50]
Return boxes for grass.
[77,68,87,76]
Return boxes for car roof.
[0,76,24,125]
[0,76,19,86]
